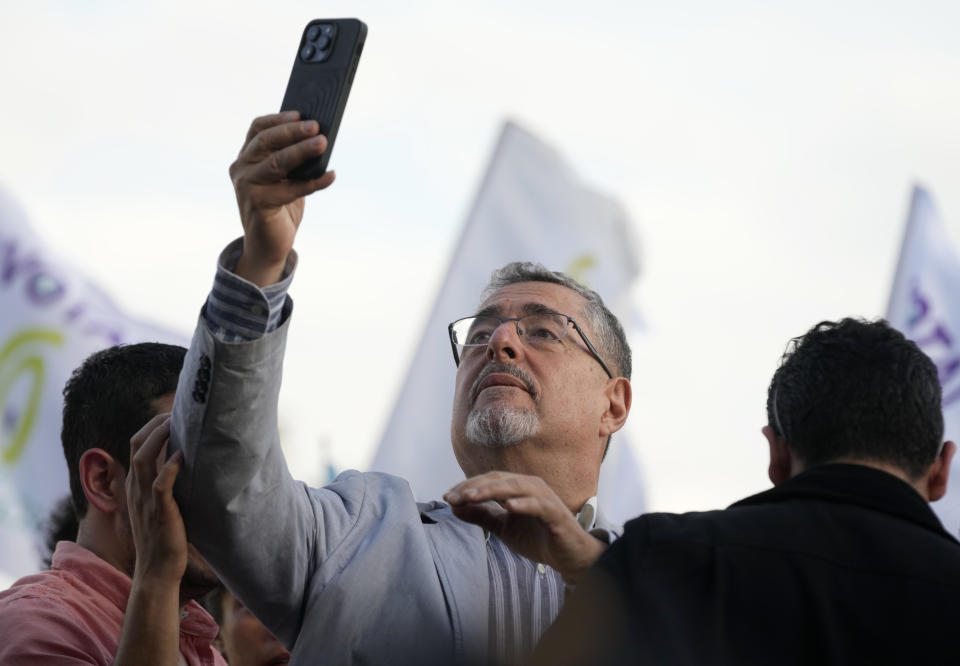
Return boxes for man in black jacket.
[532,318,960,665]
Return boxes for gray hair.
[481,262,632,380]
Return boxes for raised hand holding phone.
[281,18,366,180]
[229,19,365,286]
[229,113,335,286]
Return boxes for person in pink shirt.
[0,343,227,666]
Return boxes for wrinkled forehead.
[474,281,588,319]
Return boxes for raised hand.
[444,472,607,584]
[114,413,186,666]
[230,112,336,286]
[126,413,185,586]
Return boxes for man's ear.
[926,441,956,502]
[78,448,126,515]
[599,378,632,438]
[763,425,792,486]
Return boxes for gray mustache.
[470,363,539,404]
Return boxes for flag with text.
[887,185,960,537]
[0,187,185,583]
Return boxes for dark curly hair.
[39,495,78,569]
[61,343,186,518]
[766,318,943,480]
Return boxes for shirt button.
[537,563,546,575]
[251,304,266,316]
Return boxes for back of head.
[766,318,943,480]
[61,342,186,518]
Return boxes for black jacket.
[533,464,960,665]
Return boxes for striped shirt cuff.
[202,237,296,343]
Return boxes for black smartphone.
[280,18,367,180]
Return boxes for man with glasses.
[166,114,632,665]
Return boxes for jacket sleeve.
[170,313,368,647]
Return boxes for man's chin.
[465,405,538,448]
[466,434,525,449]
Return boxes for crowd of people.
[0,112,958,664]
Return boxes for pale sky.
[3,0,960,521]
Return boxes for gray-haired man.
[169,112,632,665]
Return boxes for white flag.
[0,187,185,583]
[887,185,960,537]
[370,121,645,526]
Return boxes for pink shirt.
[0,541,227,666]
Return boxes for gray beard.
[465,405,538,448]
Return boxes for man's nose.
[486,320,525,363]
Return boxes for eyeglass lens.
[452,315,570,348]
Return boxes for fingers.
[230,115,334,208]
[445,472,574,533]
[129,412,171,460]
[244,170,336,210]
[126,414,188,585]
[153,449,184,495]
[500,496,549,517]
[129,414,170,481]
[235,114,326,184]
[128,414,185,506]
[239,127,325,182]
[445,471,550,506]
[131,414,172,476]
[451,501,507,534]
[244,111,300,146]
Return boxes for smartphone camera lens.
[299,23,336,62]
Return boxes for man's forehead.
[474,281,586,316]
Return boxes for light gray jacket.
[172,317,490,665]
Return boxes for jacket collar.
[731,463,957,543]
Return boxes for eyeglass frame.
[447,313,615,379]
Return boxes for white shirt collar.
[576,495,599,531]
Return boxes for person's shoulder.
[621,509,730,544]
[0,567,101,616]
[0,569,69,607]
[323,468,417,495]
[595,508,766,585]
[0,570,115,663]
[310,468,421,517]
[619,498,828,554]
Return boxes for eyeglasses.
[447,313,614,378]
